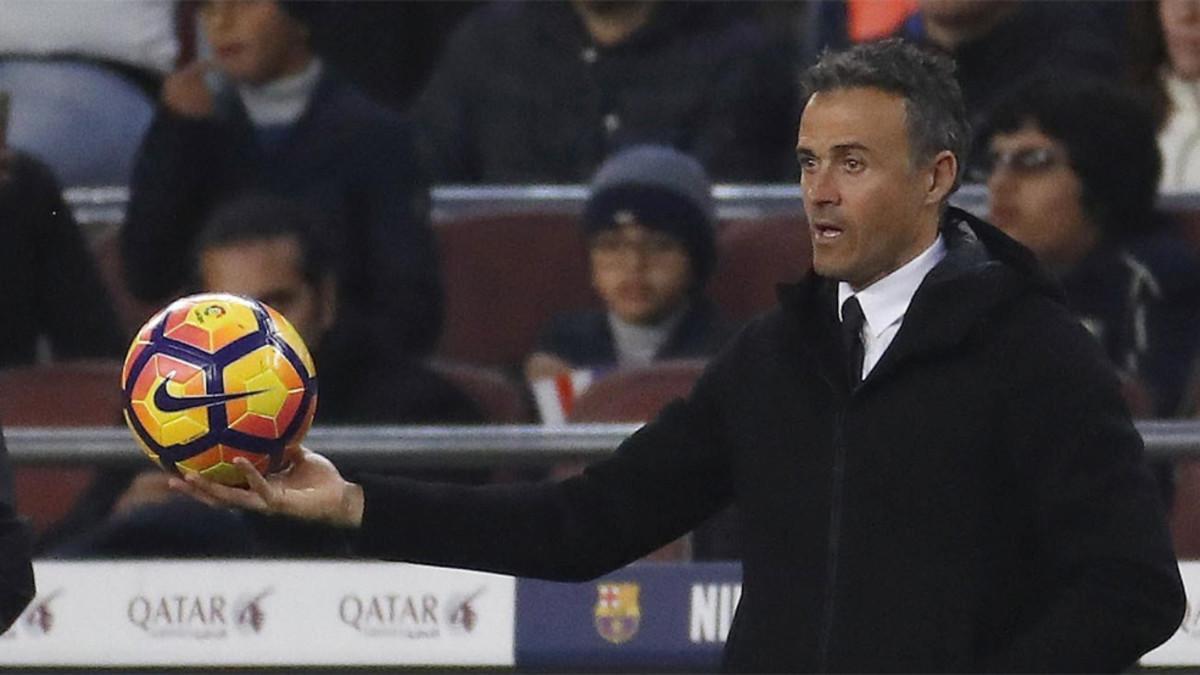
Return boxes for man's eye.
[798,157,818,171]
[844,157,864,171]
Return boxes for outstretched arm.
[173,355,736,582]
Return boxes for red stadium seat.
[1170,361,1200,557]
[0,360,125,427]
[435,212,598,367]
[710,214,811,322]
[568,359,707,423]
[427,359,533,423]
[0,360,125,534]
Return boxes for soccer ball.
[121,293,318,486]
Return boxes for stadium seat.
[435,212,598,367]
[0,58,154,188]
[0,360,125,535]
[0,360,124,427]
[568,359,707,423]
[427,359,532,423]
[1171,461,1200,559]
[1170,359,1200,558]
[710,214,812,323]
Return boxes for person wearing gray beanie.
[582,145,718,289]
[527,144,734,382]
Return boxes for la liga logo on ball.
[121,293,318,486]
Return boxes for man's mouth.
[812,222,844,239]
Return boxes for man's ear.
[925,150,958,206]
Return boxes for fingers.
[170,471,270,513]
[167,476,222,508]
[162,60,215,118]
[233,457,278,507]
[176,59,213,77]
[525,353,573,382]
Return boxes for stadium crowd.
[1,0,1200,573]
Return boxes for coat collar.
[777,207,1062,391]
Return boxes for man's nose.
[803,167,839,206]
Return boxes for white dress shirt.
[837,234,947,380]
[1159,72,1200,193]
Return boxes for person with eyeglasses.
[524,145,736,385]
[979,74,1200,422]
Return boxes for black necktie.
[841,296,865,386]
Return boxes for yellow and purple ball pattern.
[121,293,317,486]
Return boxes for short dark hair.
[800,38,970,192]
[193,194,338,288]
[977,73,1161,239]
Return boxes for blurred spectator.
[48,195,481,559]
[0,421,35,632]
[0,96,126,366]
[415,0,798,183]
[526,146,736,382]
[526,145,739,561]
[897,0,1121,157]
[280,1,481,111]
[977,75,1200,420]
[0,0,181,93]
[1128,0,1200,192]
[121,0,441,361]
[0,0,177,185]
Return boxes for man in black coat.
[172,40,1185,672]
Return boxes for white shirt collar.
[837,234,947,339]
[237,59,323,127]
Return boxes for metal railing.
[64,183,998,226]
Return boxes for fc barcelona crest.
[594,582,641,644]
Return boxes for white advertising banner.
[1142,561,1200,666]
[0,560,515,667]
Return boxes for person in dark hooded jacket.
[170,40,1184,672]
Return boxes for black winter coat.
[355,209,1184,672]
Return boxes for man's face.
[589,222,694,325]
[199,0,311,86]
[985,123,1094,272]
[797,87,942,289]
[199,235,334,349]
[1161,0,1200,80]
